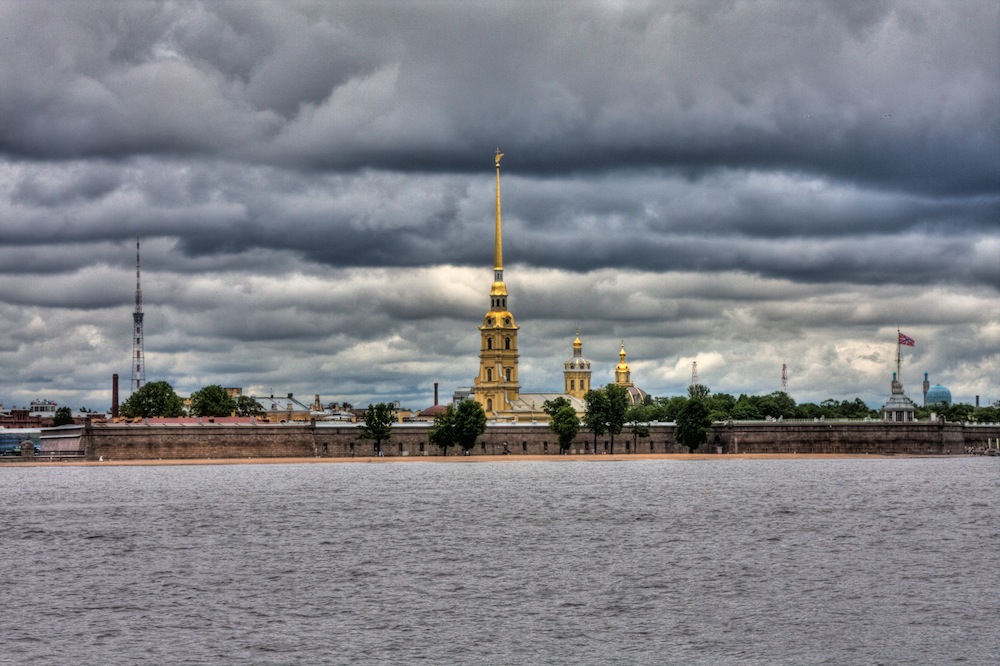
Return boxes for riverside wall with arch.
[73,419,1000,460]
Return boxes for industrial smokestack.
[112,374,119,419]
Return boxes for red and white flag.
[898,332,915,347]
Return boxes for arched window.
[487,398,493,411]
[570,379,575,390]
[504,337,511,350]
[505,368,511,381]
[487,368,493,381]
[487,338,493,350]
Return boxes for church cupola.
[615,341,632,386]
[563,330,592,398]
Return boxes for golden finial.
[495,148,504,165]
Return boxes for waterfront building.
[29,399,58,416]
[882,373,916,422]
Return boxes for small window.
[505,337,511,350]
[487,338,493,350]
[487,368,493,381]
[522,441,527,452]
[505,368,511,381]
[487,398,493,411]
[570,379,575,390]
[543,442,548,452]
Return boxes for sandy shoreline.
[0,452,945,467]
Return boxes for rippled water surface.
[2,458,998,664]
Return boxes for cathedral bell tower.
[563,331,592,399]
[473,150,520,417]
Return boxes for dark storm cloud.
[1,2,996,193]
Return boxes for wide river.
[2,458,997,665]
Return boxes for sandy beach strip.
[1,452,924,467]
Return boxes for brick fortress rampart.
[79,420,1000,460]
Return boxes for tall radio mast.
[781,363,788,393]
[131,237,145,391]
[690,361,698,387]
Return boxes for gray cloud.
[0,1,997,412]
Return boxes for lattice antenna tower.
[781,363,788,393]
[131,237,146,391]
[690,360,698,387]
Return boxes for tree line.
[119,381,266,418]
[117,380,999,455]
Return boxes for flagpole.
[896,327,902,384]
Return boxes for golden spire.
[489,148,508,305]
[494,148,504,272]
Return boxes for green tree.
[549,405,580,453]
[688,383,711,400]
[653,395,688,422]
[604,383,630,454]
[234,395,265,417]
[583,388,609,453]
[429,405,457,456]
[453,399,487,453]
[764,391,797,419]
[840,398,875,419]
[542,396,572,419]
[732,395,762,420]
[120,381,185,418]
[676,397,711,452]
[707,392,736,421]
[625,404,650,453]
[794,402,823,419]
[52,406,74,426]
[429,400,487,456]
[976,404,999,422]
[189,384,237,417]
[357,402,395,454]
[943,402,975,423]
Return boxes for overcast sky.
[1,0,997,412]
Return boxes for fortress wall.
[82,421,1000,460]
[716,421,994,455]
[86,423,319,460]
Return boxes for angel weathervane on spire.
[495,148,504,165]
